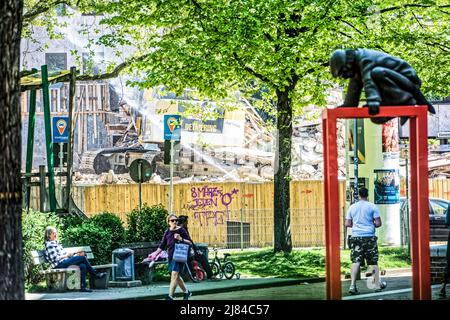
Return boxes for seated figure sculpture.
[329,48,435,124]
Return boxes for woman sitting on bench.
[44,226,106,292]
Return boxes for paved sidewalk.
[26,277,320,300]
[26,268,449,300]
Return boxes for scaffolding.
[21,65,84,217]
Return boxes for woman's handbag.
[173,243,190,263]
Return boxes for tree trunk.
[274,88,293,253]
[0,0,24,300]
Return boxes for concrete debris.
[73,117,348,184]
[423,148,450,178]
[151,173,162,184]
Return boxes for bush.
[22,210,64,286]
[125,204,168,243]
[60,214,85,232]
[90,212,126,251]
[63,221,111,265]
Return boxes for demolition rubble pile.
[72,117,347,185]
[73,171,135,185]
[291,119,347,180]
[427,146,450,178]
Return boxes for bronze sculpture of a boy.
[329,48,435,124]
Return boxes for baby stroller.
[180,244,208,282]
[182,258,207,282]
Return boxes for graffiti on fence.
[186,185,239,226]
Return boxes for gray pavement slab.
[26,277,314,300]
[25,268,450,300]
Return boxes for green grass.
[226,246,411,279]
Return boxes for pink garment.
[141,250,168,264]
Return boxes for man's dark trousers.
[56,256,98,289]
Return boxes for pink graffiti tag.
[188,185,239,227]
[193,210,230,227]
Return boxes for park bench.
[31,246,117,292]
[122,242,168,284]
[124,241,209,284]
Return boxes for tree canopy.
[21,0,450,252]
[23,1,450,107]
[84,0,450,107]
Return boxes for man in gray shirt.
[345,187,387,294]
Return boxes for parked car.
[400,197,449,242]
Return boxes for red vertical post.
[323,106,430,300]
[409,108,431,300]
[322,116,331,298]
[323,110,341,299]
[416,108,431,299]
[409,116,420,299]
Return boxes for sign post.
[164,115,181,214]
[129,158,153,212]
[139,161,142,211]
[52,116,69,206]
[60,142,63,203]
[170,138,174,214]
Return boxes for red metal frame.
[322,106,430,300]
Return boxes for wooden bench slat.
[31,250,46,265]
[93,264,117,269]
[65,247,94,259]
[66,246,93,254]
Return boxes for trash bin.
[112,248,135,281]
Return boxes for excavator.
[79,104,162,175]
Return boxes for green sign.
[129,159,153,183]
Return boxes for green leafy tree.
[91,0,450,252]
[22,1,450,253]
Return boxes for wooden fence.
[29,178,450,247]
[428,179,450,199]
[399,178,450,200]
[69,180,347,247]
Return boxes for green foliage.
[60,214,85,232]
[90,212,126,251]
[22,210,64,287]
[90,0,450,252]
[61,213,125,264]
[83,0,450,115]
[63,221,112,265]
[125,204,168,243]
